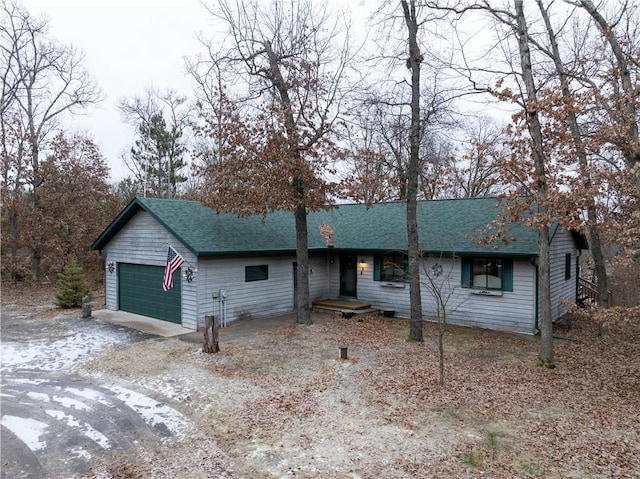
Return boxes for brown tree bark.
[203,314,220,354]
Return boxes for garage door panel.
[118,263,181,324]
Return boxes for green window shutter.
[373,255,381,281]
[461,258,471,288]
[502,259,513,292]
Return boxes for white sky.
[21,0,215,182]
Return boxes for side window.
[245,265,268,282]
[565,253,571,280]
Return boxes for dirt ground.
[2,282,639,478]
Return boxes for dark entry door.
[339,253,357,297]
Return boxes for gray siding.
[102,211,198,330]
[354,255,537,335]
[549,226,578,320]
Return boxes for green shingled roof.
[91,196,540,257]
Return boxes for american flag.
[163,246,184,291]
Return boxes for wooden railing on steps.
[578,277,612,306]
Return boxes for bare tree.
[194,0,356,325]
[447,117,506,198]
[1,1,101,280]
[422,256,459,385]
[574,0,640,170]
[512,0,555,367]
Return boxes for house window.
[461,257,513,292]
[245,265,268,282]
[565,253,571,280]
[375,254,408,282]
[381,254,407,282]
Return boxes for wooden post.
[82,296,91,319]
[203,314,220,353]
[339,346,348,360]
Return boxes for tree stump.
[203,314,220,353]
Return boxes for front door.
[339,253,357,297]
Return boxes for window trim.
[461,257,513,292]
[374,254,408,283]
[245,264,268,282]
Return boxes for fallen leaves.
[80,307,640,478]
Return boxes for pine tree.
[55,264,90,308]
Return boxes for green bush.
[55,264,90,308]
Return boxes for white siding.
[309,253,331,302]
[548,226,578,320]
[194,252,331,330]
[354,255,537,335]
[102,211,198,330]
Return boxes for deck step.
[312,299,379,316]
[312,299,372,310]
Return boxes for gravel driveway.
[1,309,190,478]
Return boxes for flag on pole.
[163,246,184,291]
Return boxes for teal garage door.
[118,263,181,324]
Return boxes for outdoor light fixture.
[359,259,367,275]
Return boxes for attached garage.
[118,263,182,323]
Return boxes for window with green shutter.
[461,257,513,292]
[373,254,408,282]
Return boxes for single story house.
[91,196,588,335]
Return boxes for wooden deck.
[312,299,379,315]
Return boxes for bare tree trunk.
[295,204,312,325]
[9,209,20,281]
[402,0,423,342]
[203,314,220,353]
[537,226,554,366]
[585,217,609,306]
[515,0,554,367]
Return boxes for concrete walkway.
[92,309,332,343]
[92,310,190,337]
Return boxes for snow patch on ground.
[1,327,126,372]
[1,415,48,451]
[45,409,111,449]
[104,384,190,442]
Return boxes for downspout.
[533,256,540,333]
[575,249,581,303]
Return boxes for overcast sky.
[21,0,215,182]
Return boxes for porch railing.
[578,277,612,306]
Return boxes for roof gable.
[92,197,553,257]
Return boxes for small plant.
[460,450,480,468]
[520,459,547,478]
[55,264,90,308]
[484,428,501,460]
